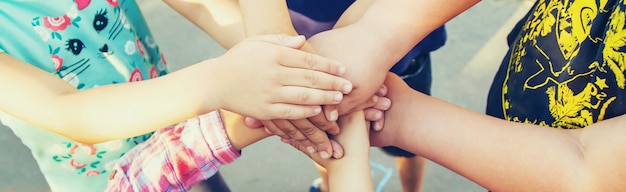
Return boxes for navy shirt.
[486,0,626,129]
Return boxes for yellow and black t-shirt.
[486,0,626,129]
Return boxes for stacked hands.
[222,33,397,170]
[216,34,394,160]
[244,83,391,160]
[104,33,402,192]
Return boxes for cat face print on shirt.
[30,0,166,90]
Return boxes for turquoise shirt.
[0,0,167,191]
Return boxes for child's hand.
[285,111,370,168]
[212,34,353,120]
[243,88,390,160]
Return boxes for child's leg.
[396,156,427,192]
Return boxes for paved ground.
[0,1,532,191]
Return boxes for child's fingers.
[244,117,264,128]
[261,120,291,139]
[272,119,317,152]
[273,87,343,106]
[375,84,388,96]
[372,96,391,111]
[330,139,345,159]
[364,109,385,131]
[290,118,335,159]
[309,108,340,135]
[279,68,352,94]
[284,138,330,166]
[323,104,339,122]
[363,109,383,122]
[276,47,347,77]
[265,103,322,120]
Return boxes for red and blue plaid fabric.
[105,110,240,192]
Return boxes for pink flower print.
[69,159,87,168]
[136,39,145,55]
[129,68,143,82]
[107,0,119,7]
[75,0,92,10]
[43,15,71,32]
[149,66,159,79]
[68,143,97,155]
[51,55,63,72]
[85,170,100,176]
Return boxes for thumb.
[244,117,264,128]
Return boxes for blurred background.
[0,0,533,191]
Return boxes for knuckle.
[304,71,319,86]
[294,137,309,143]
[275,34,286,45]
[282,108,294,119]
[298,92,311,103]
[311,120,328,129]
[284,128,299,137]
[305,54,317,69]
[299,126,319,136]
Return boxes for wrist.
[199,58,225,112]
[221,109,271,150]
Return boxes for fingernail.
[320,151,330,159]
[342,84,352,94]
[329,110,338,121]
[313,107,322,114]
[382,99,390,109]
[287,35,305,44]
[374,122,382,131]
[374,111,382,119]
[332,150,340,159]
[377,86,386,95]
[306,146,315,154]
[338,66,346,75]
[334,93,343,103]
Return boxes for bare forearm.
[238,0,296,36]
[393,92,583,191]
[327,111,373,192]
[308,0,479,114]
[385,78,626,191]
[327,156,373,192]
[237,0,319,53]
[164,0,245,49]
[347,0,479,63]
[0,54,221,143]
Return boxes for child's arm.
[0,34,350,143]
[162,0,245,49]
[371,73,626,191]
[288,111,374,192]
[105,109,269,192]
